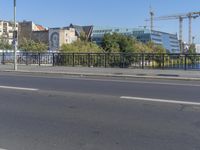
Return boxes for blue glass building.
[91,26,180,53]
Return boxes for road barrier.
[0,52,200,70]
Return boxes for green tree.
[102,33,138,53]
[19,38,48,52]
[79,31,88,42]
[187,44,197,65]
[101,33,120,52]
[133,42,151,53]
[0,36,12,50]
[188,44,196,54]
[61,40,102,53]
[101,33,165,53]
[146,41,166,54]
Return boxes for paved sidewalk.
[1,64,200,80]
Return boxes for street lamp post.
[13,0,17,70]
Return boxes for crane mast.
[146,11,200,53]
[150,8,154,32]
[179,17,183,52]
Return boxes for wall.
[49,28,77,51]
[49,28,60,51]
[32,30,49,44]
[18,21,48,46]
[18,21,33,45]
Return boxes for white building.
[49,27,77,51]
[195,44,200,53]
[0,20,18,45]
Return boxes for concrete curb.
[2,69,200,81]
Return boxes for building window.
[152,38,162,42]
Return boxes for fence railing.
[0,52,200,70]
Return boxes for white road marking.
[0,148,7,150]
[120,96,200,106]
[0,85,38,91]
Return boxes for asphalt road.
[0,72,200,150]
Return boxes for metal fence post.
[120,53,125,68]
[184,54,187,70]
[38,53,41,66]
[104,53,107,68]
[52,53,55,66]
[142,53,144,69]
[26,52,28,66]
[162,53,165,70]
[88,53,91,67]
[2,52,5,65]
[72,53,75,67]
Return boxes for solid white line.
[0,85,38,91]
[120,96,200,106]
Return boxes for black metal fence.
[0,52,200,70]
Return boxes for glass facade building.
[91,26,180,53]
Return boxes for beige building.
[0,20,18,45]
[18,21,47,45]
[18,21,78,51]
[49,27,77,51]
[196,44,200,53]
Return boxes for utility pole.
[188,13,192,45]
[179,17,183,53]
[150,8,154,32]
[192,36,195,44]
[13,0,17,70]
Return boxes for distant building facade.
[18,21,48,46]
[17,22,181,53]
[69,24,93,41]
[195,44,200,53]
[31,31,49,44]
[0,20,18,45]
[91,26,180,53]
[18,22,78,51]
[49,27,77,51]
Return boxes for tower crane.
[146,11,200,52]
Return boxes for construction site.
[146,9,200,53]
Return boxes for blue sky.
[1,0,200,43]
